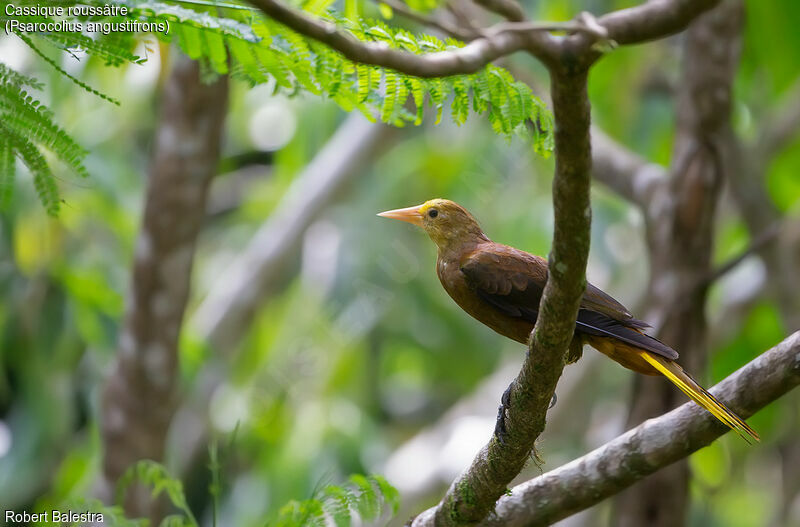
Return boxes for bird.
[378,198,759,443]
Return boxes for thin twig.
[470,0,526,23]
[445,1,480,34]
[376,0,478,40]
[700,222,781,287]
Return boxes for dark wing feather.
[460,243,677,360]
[576,310,678,360]
[582,282,650,329]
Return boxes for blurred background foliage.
[0,0,798,526]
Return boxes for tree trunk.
[612,3,744,526]
[98,53,228,520]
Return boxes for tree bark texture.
[98,54,228,519]
[613,4,744,526]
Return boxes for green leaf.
[116,461,198,527]
[0,138,15,211]
[178,24,204,59]
[349,474,380,519]
[204,30,229,74]
[1,125,59,216]
[372,475,400,514]
[382,71,398,122]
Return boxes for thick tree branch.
[413,66,594,527]
[98,55,228,520]
[248,0,551,74]
[596,0,721,46]
[248,0,723,80]
[477,331,800,527]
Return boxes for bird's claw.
[494,384,513,445]
[494,385,556,445]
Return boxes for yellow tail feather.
[637,351,759,443]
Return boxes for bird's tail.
[637,350,760,443]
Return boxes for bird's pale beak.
[377,205,424,226]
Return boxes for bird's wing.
[459,244,678,360]
[459,245,547,321]
[582,283,647,327]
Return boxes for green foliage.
[101,458,400,527]
[16,32,123,105]
[107,457,399,527]
[0,63,90,215]
[116,460,199,527]
[270,474,400,527]
[0,0,145,214]
[138,2,550,141]
[0,0,552,213]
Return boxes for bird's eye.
[428,209,439,218]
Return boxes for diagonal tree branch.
[191,115,395,350]
[248,0,555,74]
[248,0,721,75]
[172,115,397,488]
[590,126,667,208]
[596,0,720,47]
[470,0,526,23]
[700,222,781,288]
[478,331,800,527]
[758,77,800,160]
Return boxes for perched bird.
[378,198,759,442]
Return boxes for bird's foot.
[494,385,557,445]
[494,384,513,445]
[566,337,584,364]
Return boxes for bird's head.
[378,199,487,251]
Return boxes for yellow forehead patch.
[420,198,450,214]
